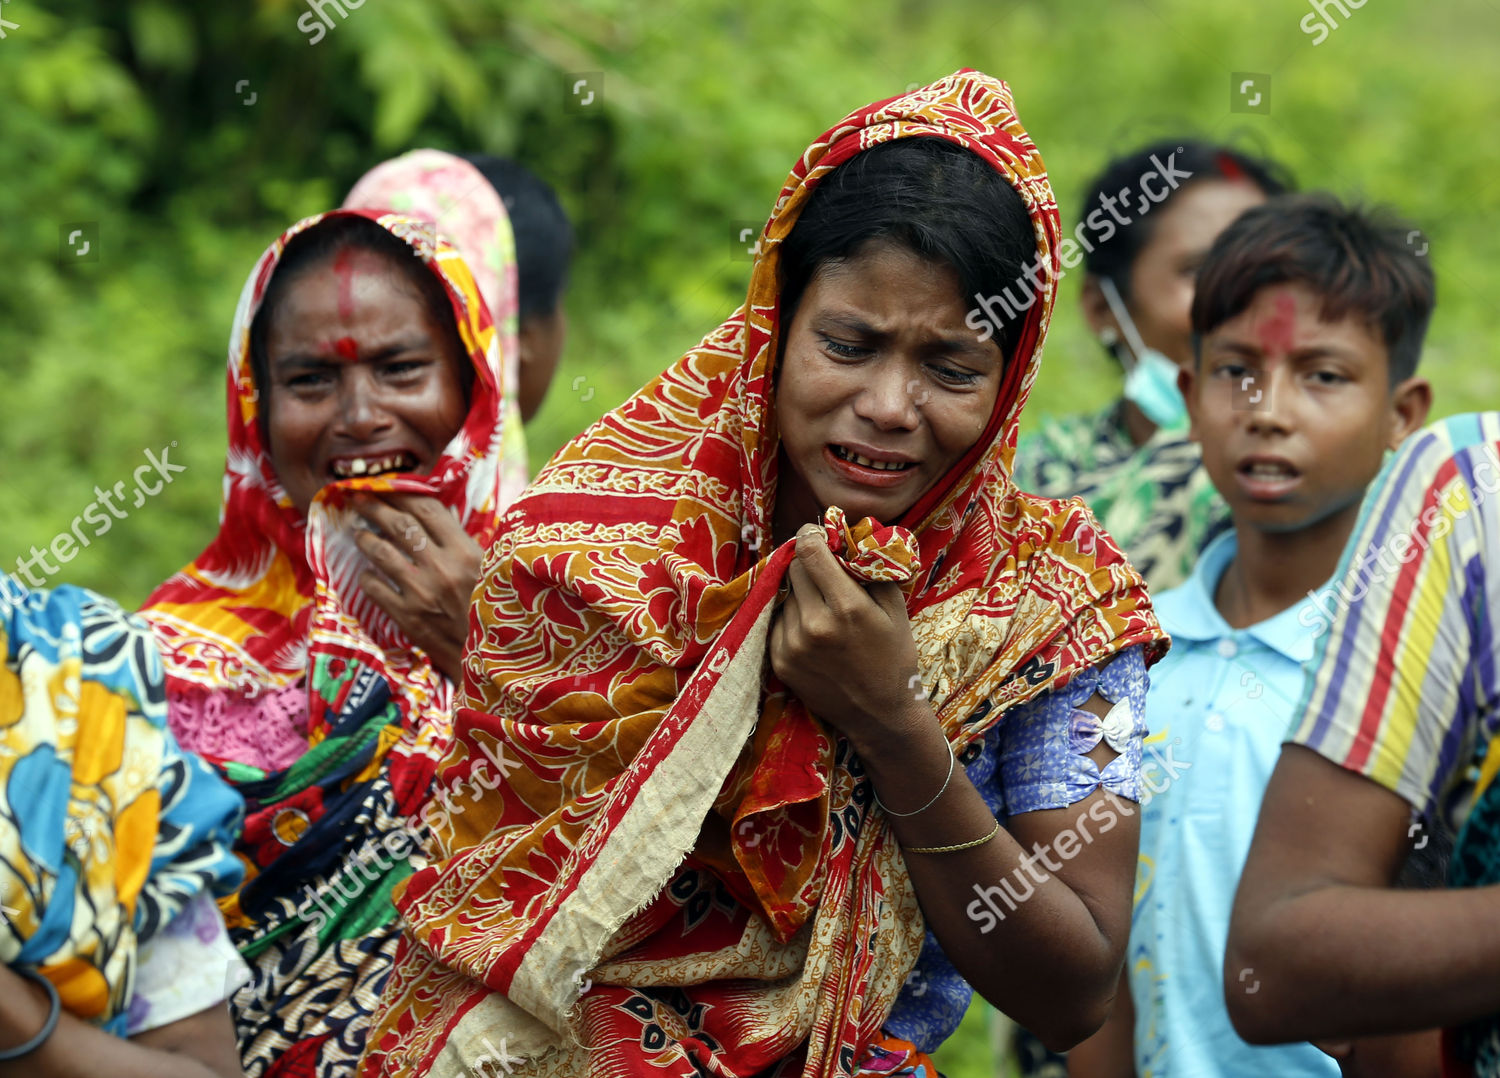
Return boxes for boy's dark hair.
[248,213,471,419]
[1191,193,1436,383]
[1081,138,1292,300]
[461,154,574,322]
[778,136,1035,359]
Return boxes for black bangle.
[0,966,61,1061]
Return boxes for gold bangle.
[901,819,1002,855]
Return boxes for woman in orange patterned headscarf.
[141,207,514,1077]
[362,70,1167,1078]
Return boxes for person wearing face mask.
[1069,192,1440,1078]
[1006,137,1292,1078]
[1012,139,1293,593]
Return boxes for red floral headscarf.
[142,208,507,704]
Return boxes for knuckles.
[800,615,840,645]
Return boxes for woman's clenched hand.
[350,492,482,684]
[768,524,928,755]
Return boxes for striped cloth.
[1291,411,1500,837]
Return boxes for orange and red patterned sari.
[360,70,1165,1078]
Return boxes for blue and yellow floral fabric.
[0,579,243,1033]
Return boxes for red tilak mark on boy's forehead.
[1259,291,1298,356]
[333,247,356,322]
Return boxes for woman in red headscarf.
[362,70,1166,1078]
[140,206,515,1076]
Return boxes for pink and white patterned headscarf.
[345,148,529,507]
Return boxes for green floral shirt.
[1012,401,1229,592]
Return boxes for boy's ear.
[1079,276,1119,343]
[1179,362,1201,444]
[1387,375,1433,451]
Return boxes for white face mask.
[1098,278,1188,431]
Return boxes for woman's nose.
[853,363,922,429]
[335,371,395,439]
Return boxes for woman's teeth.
[832,446,912,471]
[332,453,416,478]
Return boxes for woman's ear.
[1387,375,1433,451]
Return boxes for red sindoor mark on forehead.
[1259,290,1298,357]
[332,336,359,361]
[333,247,356,322]
[1214,152,1245,183]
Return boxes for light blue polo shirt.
[1129,531,1338,1077]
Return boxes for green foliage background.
[3,2,1497,1066]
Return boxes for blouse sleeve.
[983,644,1150,817]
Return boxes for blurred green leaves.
[128,2,197,72]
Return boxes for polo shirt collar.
[1164,530,1324,665]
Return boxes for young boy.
[1067,193,1434,1076]
[1227,409,1500,1076]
